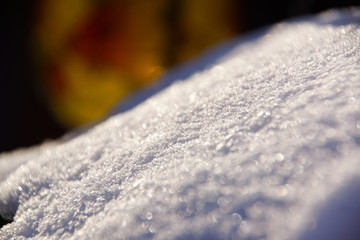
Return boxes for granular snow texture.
[1,9,360,240]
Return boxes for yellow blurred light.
[33,0,240,128]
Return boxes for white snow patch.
[1,8,360,240]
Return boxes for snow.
[1,8,360,240]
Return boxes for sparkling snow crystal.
[1,9,360,240]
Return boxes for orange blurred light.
[33,0,242,128]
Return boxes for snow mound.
[1,9,360,240]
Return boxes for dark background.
[0,0,358,153]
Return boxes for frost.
[1,8,360,240]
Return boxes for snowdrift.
[1,9,360,240]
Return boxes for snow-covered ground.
[1,9,360,240]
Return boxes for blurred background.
[0,0,358,152]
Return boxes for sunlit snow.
[1,9,360,240]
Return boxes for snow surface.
[1,9,360,240]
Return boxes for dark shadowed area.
[297,178,360,240]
